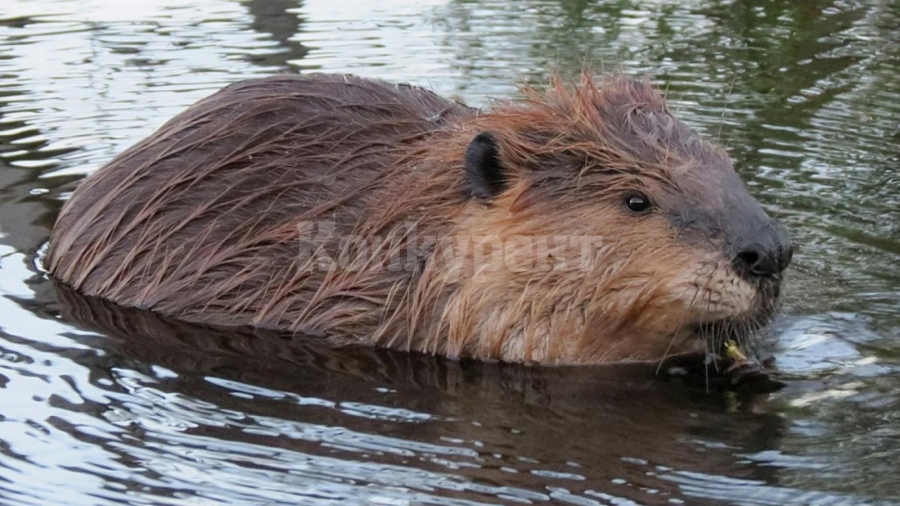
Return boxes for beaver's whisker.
[716,72,738,147]
[655,276,703,375]
[706,264,722,372]
[694,262,723,392]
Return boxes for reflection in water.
[0,0,899,504]
[244,0,309,68]
[52,284,792,504]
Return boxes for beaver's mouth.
[694,319,757,341]
[690,274,781,342]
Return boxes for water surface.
[1,0,898,504]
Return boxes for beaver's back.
[47,74,474,329]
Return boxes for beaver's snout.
[714,171,794,281]
[730,221,793,279]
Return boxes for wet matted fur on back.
[49,74,474,330]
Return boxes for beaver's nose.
[732,224,793,278]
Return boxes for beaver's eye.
[625,194,652,214]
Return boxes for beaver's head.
[443,74,792,363]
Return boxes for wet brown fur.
[47,72,776,364]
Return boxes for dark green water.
[0,0,898,504]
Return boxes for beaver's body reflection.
[56,283,784,505]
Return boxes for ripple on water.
[1,0,900,504]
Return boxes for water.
[1,0,898,504]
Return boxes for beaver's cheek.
[600,246,757,326]
[651,253,759,324]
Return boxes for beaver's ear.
[465,131,509,199]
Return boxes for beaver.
[45,72,793,365]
